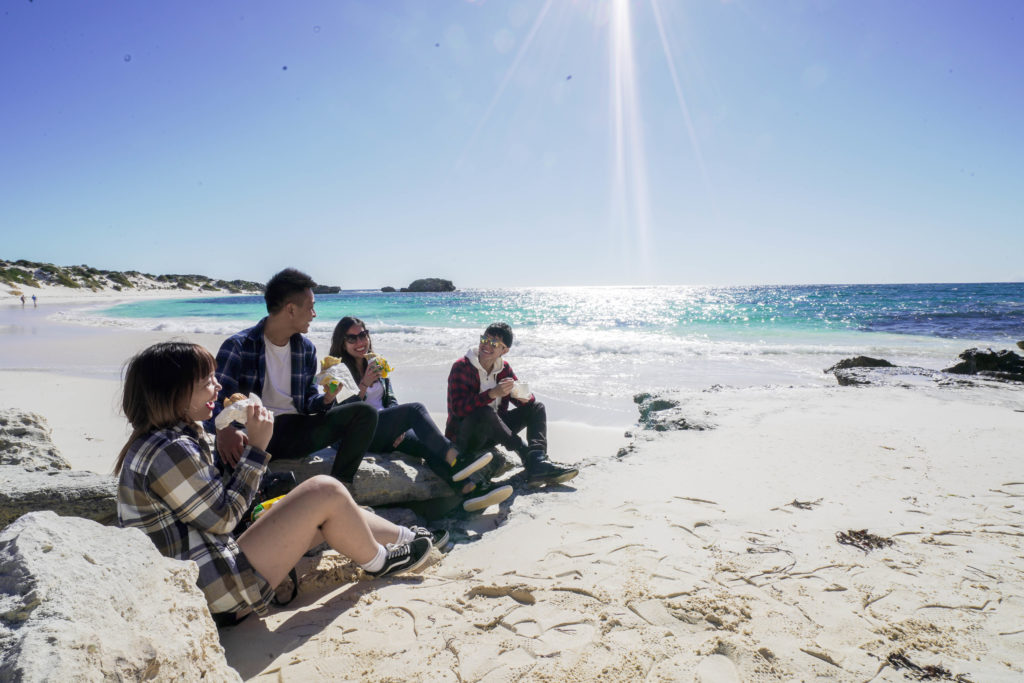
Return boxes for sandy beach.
[2,299,1023,681]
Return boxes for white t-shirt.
[364,380,385,411]
[262,336,298,415]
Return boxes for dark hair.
[264,268,317,314]
[115,342,216,474]
[330,316,373,383]
[484,322,514,348]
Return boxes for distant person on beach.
[330,316,509,512]
[20,294,25,306]
[446,322,579,488]
[31,294,36,307]
[115,342,436,625]
[210,268,376,485]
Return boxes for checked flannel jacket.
[206,317,328,432]
[445,352,533,439]
[117,421,275,616]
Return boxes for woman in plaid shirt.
[115,342,435,624]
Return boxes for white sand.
[3,306,1023,681]
[216,385,1023,682]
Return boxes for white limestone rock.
[0,467,117,531]
[0,512,240,682]
[0,409,70,471]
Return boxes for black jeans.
[268,402,377,484]
[369,402,457,483]
[450,402,548,464]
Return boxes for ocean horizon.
[46,282,1022,426]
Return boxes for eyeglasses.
[479,335,506,350]
[344,330,370,343]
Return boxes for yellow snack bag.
[251,494,287,522]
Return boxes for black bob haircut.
[265,268,317,314]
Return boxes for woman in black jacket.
[330,317,508,512]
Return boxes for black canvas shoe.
[462,483,514,512]
[365,537,432,578]
[450,450,493,482]
[410,525,450,549]
[525,451,579,487]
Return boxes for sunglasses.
[479,335,506,350]
[344,330,370,343]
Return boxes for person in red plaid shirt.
[446,322,579,489]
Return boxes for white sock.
[396,526,415,545]
[359,543,387,573]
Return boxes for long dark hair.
[329,316,373,383]
[115,342,215,474]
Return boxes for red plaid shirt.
[445,355,532,438]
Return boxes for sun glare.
[609,0,652,278]
[459,0,714,281]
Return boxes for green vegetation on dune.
[0,258,263,294]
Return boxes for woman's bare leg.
[237,475,402,587]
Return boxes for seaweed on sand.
[886,650,974,682]
[836,529,894,552]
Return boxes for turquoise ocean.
[66,283,1024,425]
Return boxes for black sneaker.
[450,450,492,482]
[525,452,579,487]
[462,483,514,512]
[365,537,432,578]
[410,525,450,549]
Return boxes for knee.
[407,402,430,419]
[354,403,378,427]
[306,474,354,503]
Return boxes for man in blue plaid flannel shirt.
[209,268,377,483]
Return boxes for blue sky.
[1,0,1021,287]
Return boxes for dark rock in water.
[312,285,341,294]
[1018,341,1024,351]
[381,286,396,293]
[400,278,455,293]
[831,365,948,387]
[632,392,713,431]
[943,347,1024,382]
[826,349,1024,387]
[824,356,894,374]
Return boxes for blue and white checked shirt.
[207,317,327,432]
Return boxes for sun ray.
[608,0,652,278]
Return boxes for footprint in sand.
[694,654,742,682]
